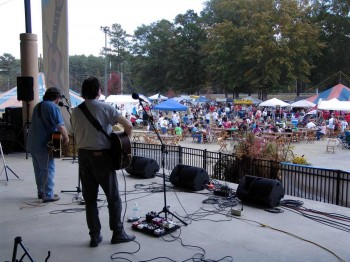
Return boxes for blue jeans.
[192,133,202,143]
[31,150,55,199]
[78,149,123,238]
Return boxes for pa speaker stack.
[169,164,209,191]
[125,156,160,178]
[236,175,284,208]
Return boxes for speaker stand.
[136,99,187,226]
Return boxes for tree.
[107,71,121,95]
[0,53,20,91]
[202,0,322,99]
[167,10,208,94]
[130,20,175,94]
[309,0,350,88]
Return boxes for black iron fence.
[131,142,350,208]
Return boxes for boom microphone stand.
[132,93,187,226]
[59,101,82,203]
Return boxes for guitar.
[48,132,62,158]
[110,132,132,170]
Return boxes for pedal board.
[131,211,180,237]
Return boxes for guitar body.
[110,132,132,170]
[50,132,62,158]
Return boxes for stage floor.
[1,152,350,262]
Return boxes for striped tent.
[306,84,350,104]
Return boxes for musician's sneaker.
[42,195,60,203]
[111,229,135,244]
[90,234,103,247]
[38,193,59,200]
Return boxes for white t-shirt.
[306,122,316,129]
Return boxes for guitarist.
[27,87,69,203]
[71,77,135,248]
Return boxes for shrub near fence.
[131,142,350,208]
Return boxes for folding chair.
[326,139,337,153]
[217,137,228,152]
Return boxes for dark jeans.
[316,131,325,140]
[78,149,123,238]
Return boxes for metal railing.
[131,142,350,207]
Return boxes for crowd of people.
[118,101,350,144]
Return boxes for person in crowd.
[174,123,183,136]
[191,123,202,143]
[306,119,316,129]
[27,87,69,203]
[182,114,189,124]
[71,77,135,248]
[205,111,211,125]
[130,113,137,127]
[316,122,327,140]
[262,108,268,122]
[340,118,348,133]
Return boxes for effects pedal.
[214,185,232,197]
[131,212,180,237]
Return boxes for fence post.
[336,169,341,206]
[203,149,207,170]
[178,145,183,165]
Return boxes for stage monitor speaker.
[5,107,23,127]
[125,156,159,178]
[17,76,34,101]
[236,175,284,208]
[170,164,209,191]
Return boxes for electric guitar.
[48,132,62,158]
[110,132,132,170]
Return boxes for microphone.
[132,93,146,102]
[58,101,70,110]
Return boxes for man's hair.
[43,87,61,101]
[81,77,101,99]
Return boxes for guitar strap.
[78,102,111,141]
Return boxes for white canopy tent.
[318,98,350,111]
[259,98,290,107]
[105,94,151,104]
[290,100,316,108]
[148,93,168,100]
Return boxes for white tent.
[290,100,316,108]
[318,98,350,111]
[105,94,151,104]
[148,93,168,100]
[259,98,290,107]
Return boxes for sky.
[0,0,206,59]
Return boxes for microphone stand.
[137,98,187,226]
[60,102,83,204]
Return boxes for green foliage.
[0,53,20,92]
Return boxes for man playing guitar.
[71,77,135,248]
